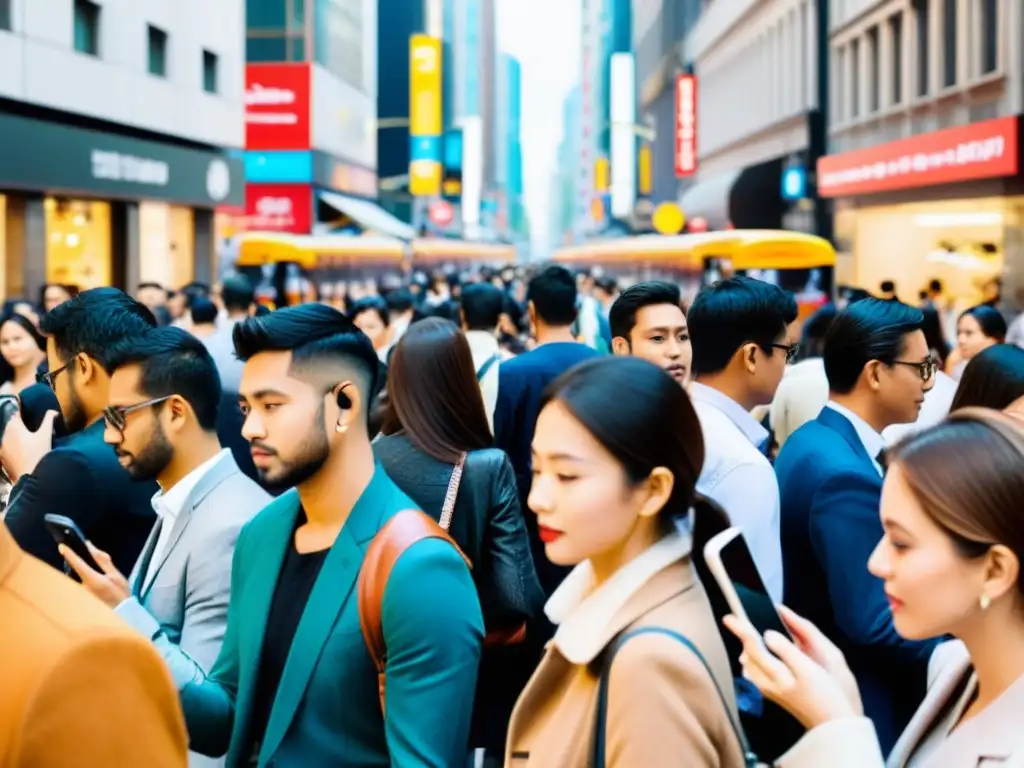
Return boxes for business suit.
[776,406,936,753]
[5,419,157,574]
[505,535,746,767]
[117,451,271,767]
[0,521,187,767]
[168,465,484,767]
[779,641,1024,767]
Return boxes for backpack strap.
[591,627,758,768]
[357,509,471,714]
[475,352,500,381]
[438,453,466,531]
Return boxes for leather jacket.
[373,432,545,628]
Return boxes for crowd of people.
[1,263,1023,767]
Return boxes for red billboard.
[245,64,311,151]
[674,74,697,178]
[817,116,1019,198]
[245,184,313,233]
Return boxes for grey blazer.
[117,451,271,768]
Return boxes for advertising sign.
[674,74,697,178]
[610,53,637,218]
[817,116,1020,197]
[428,200,454,227]
[409,34,443,196]
[245,184,313,233]
[245,64,312,151]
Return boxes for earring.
[335,423,348,434]
[980,594,991,611]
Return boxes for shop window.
[980,0,998,74]
[203,50,219,94]
[44,199,111,290]
[867,26,880,113]
[0,0,11,32]
[942,0,956,87]
[889,13,903,104]
[148,25,168,77]
[850,38,860,118]
[73,0,100,56]
[246,35,287,63]
[914,0,929,96]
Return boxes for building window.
[890,13,903,104]
[867,26,880,112]
[0,0,11,31]
[914,0,929,96]
[148,25,168,77]
[73,0,100,56]
[202,50,218,93]
[834,46,846,123]
[850,38,860,117]
[247,0,285,28]
[246,36,287,62]
[942,0,956,87]
[288,36,305,61]
[980,0,998,74]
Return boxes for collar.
[151,448,230,520]
[826,401,885,463]
[689,382,768,447]
[464,330,500,355]
[546,533,694,664]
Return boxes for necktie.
[875,449,889,474]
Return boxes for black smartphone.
[43,513,101,572]
[0,395,19,444]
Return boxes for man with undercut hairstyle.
[165,303,484,767]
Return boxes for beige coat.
[505,534,748,767]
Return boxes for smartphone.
[0,395,18,444]
[704,527,793,641]
[43,513,101,573]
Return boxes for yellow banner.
[410,35,442,137]
[410,160,443,197]
[594,158,610,192]
[638,145,652,195]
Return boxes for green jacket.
[174,465,484,766]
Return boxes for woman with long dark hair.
[372,317,543,758]
[0,313,46,395]
[950,305,1007,380]
[950,344,1024,412]
[505,355,747,767]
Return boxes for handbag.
[592,627,760,767]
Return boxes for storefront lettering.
[245,83,299,125]
[674,75,697,177]
[91,150,170,186]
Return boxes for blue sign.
[410,136,443,163]
[444,130,463,170]
[781,166,806,201]
[245,151,313,183]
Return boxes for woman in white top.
[726,408,1024,767]
[0,313,46,396]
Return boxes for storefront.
[0,112,243,300]
[819,115,1022,311]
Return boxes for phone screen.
[719,535,792,640]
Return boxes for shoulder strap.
[438,453,467,530]
[476,352,500,381]
[357,509,471,714]
[592,627,758,768]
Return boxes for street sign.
[428,200,454,227]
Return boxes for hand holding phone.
[43,513,101,573]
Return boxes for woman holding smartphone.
[725,408,1024,766]
[505,356,749,767]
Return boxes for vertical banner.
[675,74,697,177]
[610,53,637,218]
[638,143,652,196]
[409,34,443,197]
[461,115,484,237]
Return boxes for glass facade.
[314,0,364,90]
[44,198,111,290]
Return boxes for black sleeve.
[4,450,98,570]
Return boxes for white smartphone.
[703,527,794,641]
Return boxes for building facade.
[0,0,246,298]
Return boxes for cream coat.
[505,534,748,767]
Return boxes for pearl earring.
[980,594,991,611]
[335,423,348,433]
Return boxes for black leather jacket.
[373,432,544,628]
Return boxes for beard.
[118,422,174,481]
[63,386,88,434]
[256,405,331,492]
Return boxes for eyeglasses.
[37,362,70,392]
[103,396,173,434]
[892,358,938,382]
[770,343,801,363]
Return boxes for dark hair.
[385,288,415,314]
[950,345,1024,411]
[880,280,896,293]
[39,283,78,309]
[541,356,729,543]
[1,312,46,351]
[959,305,1007,343]
[107,327,221,431]
[891,408,1024,591]
[190,297,219,325]
[221,275,255,313]
[348,296,390,329]
[527,265,578,327]
[385,318,491,463]
[460,282,505,331]
[687,276,798,376]
[928,279,943,294]
[39,287,157,373]
[609,281,682,340]
[233,302,379,402]
[823,298,924,394]
[137,282,166,292]
[254,304,271,317]
[799,303,837,360]
[920,305,951,365]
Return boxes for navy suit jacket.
[775,406,936,754]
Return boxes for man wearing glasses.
[1,288,158,574]
[775,298,940,755]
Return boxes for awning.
[678,170,740,230]
[319,190,417,240]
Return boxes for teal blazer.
[172,465,484,767]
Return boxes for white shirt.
[141,449,230,592]
[882,370,958,446]
[769,358,829,448]
[465,330,501,434]
[825,401,885,477]
[690,382,783,602]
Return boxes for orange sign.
[817,116,1019,198]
